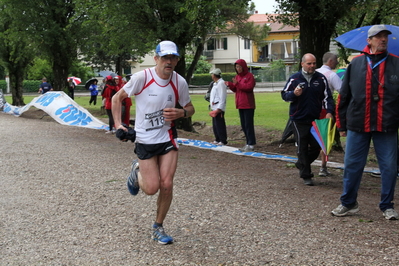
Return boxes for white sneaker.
[331,202,359,217]
[239,145,254,152]
[383,208,399,220]
[318,167,331,177]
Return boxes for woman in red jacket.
[225,59,256,152]
[102,75,119,133]
[115,76,132,126]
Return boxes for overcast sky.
[251,0,278,13]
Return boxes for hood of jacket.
[234,59,249,76]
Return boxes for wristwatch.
[183,109,187,118]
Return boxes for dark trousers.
[68,88,74,100]
[239,109,256,145]
[89,95,97,105]
[106,109,114,131]
[292,121,320,179]
[212,111,227,144]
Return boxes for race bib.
[145,109,165,131]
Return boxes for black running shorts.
[134,141,178,160]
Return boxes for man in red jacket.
[225,59,256,152]
[331,25,399,220]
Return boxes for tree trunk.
[50,37,74,91]
[186,41,205,85]
[171,45,196,132]
[298,14,336,67]
[9,68,26,106]
[175,46,187,79]
[52,65,69,92]
[115,56,123,76]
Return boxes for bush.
[0,80,42,93]
[190,73,237,86]
[24,80,42,92]
[0,80,6,91]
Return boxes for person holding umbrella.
[331,25,399,220]
[67,78,75,100]
[88,79,98,105]
[316,52,343,177]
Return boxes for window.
[124,67,131,75]
[207,38,215,50]
[216,38,228,50]
[207,38,227,50]
[244,39,251,49]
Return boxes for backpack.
[204,81,214,102]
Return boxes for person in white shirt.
[316,52,343,177]
[209,68,228,145]
[111,40,195,245]
[316,52,342,93]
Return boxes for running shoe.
[127,159,140,195]
[152,225,174,244]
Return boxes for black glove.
[116,127,136,142]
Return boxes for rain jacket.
[336,46,399,132]
[281,70,335,123]
[226,59,256,109]
[102,76,119,110]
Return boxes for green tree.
[183,0,269,84]
[5,0,86,91]
[0,1,35,105]
[78,0,260,131]
[27,58,53,81]
[272,0,362,68]
[185,55,212,74]
[334,0,399,64]
[79,0,262,82]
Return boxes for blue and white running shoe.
[152,224,174,244]
[127,159,140,195]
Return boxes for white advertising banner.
[2,91,108,130]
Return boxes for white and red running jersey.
[122,67,191,144]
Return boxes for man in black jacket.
[282,53,335,186]
[331,25,399,220]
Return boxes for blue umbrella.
[335,25,399,56]
[98,70,117,78]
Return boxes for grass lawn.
[6,92,290,131]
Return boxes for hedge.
[0,80,42,93]
[190,72,262,86]
[190,73,237,86]
[0,73,263,93]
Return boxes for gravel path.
[1,111,399,265]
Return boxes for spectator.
[281,53,335,186]
[100,78,106,114]
[102,75,118,134]
[331,25,399,220]
[209,68,228,145]
[111,40,195,244]
[67,78,75,100]
[89,80,98,105]
[38,78,53,94]
[114,75,132,127]
[316,52,343,177]
[225,59,256,152]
